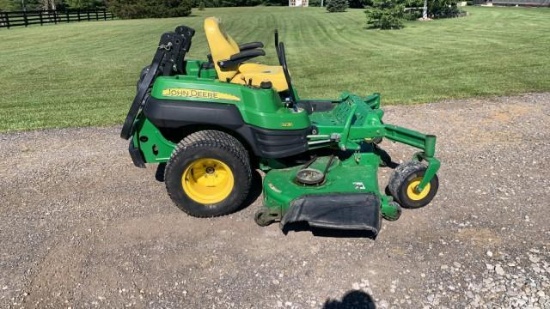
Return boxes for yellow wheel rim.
[182,158,234,204]
[406,178,431,201]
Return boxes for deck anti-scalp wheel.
[164,130,252,217]
[388,161,439,209]
[254,209,278,227]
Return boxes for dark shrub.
[326,0,349,12]
[365,0,405,29]
[309,0,322,6]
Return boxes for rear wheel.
[164,130,252,217]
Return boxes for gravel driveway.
[1,93,549,309]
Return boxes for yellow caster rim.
[406,177,431,201]
[182,158,234,204]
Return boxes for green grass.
[0,6,549,132]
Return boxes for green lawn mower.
[121,17,440,238]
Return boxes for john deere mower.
[121,18,440,238]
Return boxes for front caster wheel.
[164,130,252,217]
[388,161,439,209]
[254,210,277,227]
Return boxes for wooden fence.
[0,9,114,29]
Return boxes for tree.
[0,0,17,11]
[422,0,427,19]
[107,0,192,19]
[64,0,97,8]
[365,0,404,29]
[365,0,461,30]
[326,0,348,12]
[0,0,83,11]
[349,0,372,8]
[428,0,461,18]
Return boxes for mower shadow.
[236,169,263,212]
[323,290,376,309]
[282,222,378,239]
[155,163,167,182]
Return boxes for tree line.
[0,0,463,25]
[0,0,374,12]
[0,0,106,11]
[0,0,375,19]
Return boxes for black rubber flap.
[128,141,146,168]
[281,193,381,235]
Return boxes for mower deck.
[261,154,397,236]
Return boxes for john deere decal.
[162,88,240,101]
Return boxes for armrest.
[218,49,266,69]
[239,42,264,51]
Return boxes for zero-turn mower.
[121,17,440,238]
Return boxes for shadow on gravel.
[155,163,167,182]
[237,169,263,211]
[323,290,376,309]
[283,222,378,239]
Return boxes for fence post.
[86,10,90,21]
[1,12,8,29]
[53,10,57,24]
[77,9,81,22]
[39,10,43,26]
[95,10,99,21]
[66,10,69,23]
[23,10,28,27]
[103,9,107,21]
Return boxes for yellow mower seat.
[204,17,289,92]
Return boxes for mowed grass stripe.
[0,7,549,132]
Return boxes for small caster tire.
[382,201,402,221]
[388,161,439,209]
[254,210,276,227]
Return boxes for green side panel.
[263,154,381,214]
[133,116,176,163]
[150,76,310,130]
[309,92,384,138]
[241,88,310,130]
[184,60,201,77]
[151,76,243,103]
[185,60,217,79]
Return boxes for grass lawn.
[0,6,549,132]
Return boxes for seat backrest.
[204,17,240,82]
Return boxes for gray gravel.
[0,93,549,308]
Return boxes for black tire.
[388,161,439,209]
[164,130,252,217]
[254,210,273,227]
[382,201,402,221]
[254,209,279,227]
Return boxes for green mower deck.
[261,154,397,236]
